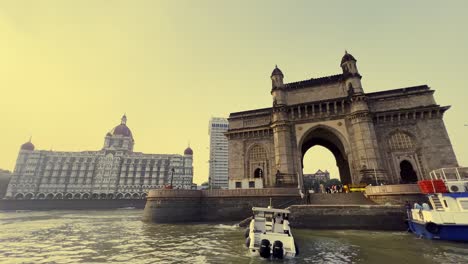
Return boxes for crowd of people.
[319,183,348,194]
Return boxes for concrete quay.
[288,204,407,230]
[142,188,301,223]
[142,187,414,230]
[0,199,145,210]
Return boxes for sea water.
[0,210,467,263]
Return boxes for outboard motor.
[272,240,284,259]
[259,239,271,258]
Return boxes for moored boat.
[408,167,468,242]
[245,206,298,259]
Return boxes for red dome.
[110,115,133,138]
[112,124,133,138]
[21,141,35,151]
[184,147,193,155]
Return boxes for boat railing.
[429,167,468,182]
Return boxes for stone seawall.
[142,188,301,223]
[365,184,427,205]
[288,205,407,230]
[0,199,146,210]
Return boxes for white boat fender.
[425,222,440,234]
[272,240,284,259]
[259,239,271,258]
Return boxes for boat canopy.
[252,207,290,214]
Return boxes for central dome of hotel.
[111,115,133,138]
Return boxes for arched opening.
[82,193,90,200]
[24,193,34,200]
[73,193,81,199]
[54,193,63,200]
[116,193,124,199]
[132,193,140,199]
[254,168,263,178]
[303,146,339,193]
[64,193,73,200]
[141,193,147,199]
[45,193,54,200]
[14,193,24,200]
[400,160,418,184]
[107,193,114,199]
[92,193,99,199]
[248,144,268,186]
[124,193,132,199]
[99,193,107,199]
[300,127,352,186]
[37,193,46,200]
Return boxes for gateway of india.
[6,115,194,200]
[226,51,458,189]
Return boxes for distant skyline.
[1,1,467,184]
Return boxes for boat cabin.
[252,207,291,234]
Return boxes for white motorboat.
[245,206,298,259]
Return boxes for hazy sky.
[1,0,467,184]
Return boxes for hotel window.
[249,181,255,188]
[235,182,241,188]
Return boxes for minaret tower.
[342,51,387,183]
[270,66,297,187]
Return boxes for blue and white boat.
[408,167,468,242]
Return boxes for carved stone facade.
[226,52,458,188]
[6,115,194,200]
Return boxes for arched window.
[388,132,415,150]
[254,168,263,178]
[249,145,267,161]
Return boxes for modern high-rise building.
[208,117,229,189]
[6,115,194,200]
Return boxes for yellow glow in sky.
[1,1,467,184]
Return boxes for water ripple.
[1,210,467,263]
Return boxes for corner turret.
[271,65,287,106]
[341,51,363,94]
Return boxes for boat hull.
[408,221,468,242]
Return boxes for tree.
[325,178,342,187]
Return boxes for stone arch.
[92,193,99,199]
[37,193,46,200]
[99,193,107,199]
[254,168,264,178]
[246,143,270,185]
[23,193,34,200]
[399,160,418,183]
[132,193,140,199]
[107,193,114,199]
[141,193,147,199]
[64,193,73,200]
[298,124,352,184]
[385,129,423,183]
[54,193,63,199]
[116,193,124,199]
[82,193,90,199]
[45,193,54,200]
[124,193,132,199]
[73,193,81,199]
[15,193,24,200]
